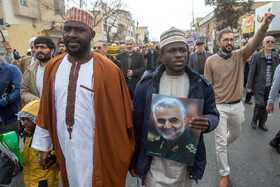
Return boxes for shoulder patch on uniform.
[151,136,161,142]
[185,143,197,153]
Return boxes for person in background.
[94,40,122,69]
[204,12,275,187]
[120,44,126,52]
[20,36,55,105]
[266,63,280,154]
[243,41,253,105]
[13,37,37,74]
[55,41,67,56]
[116,36,146,99]
[188,39,211,75]
[3,42,21,64]
[247,36,279,131]
[144,43,158,72]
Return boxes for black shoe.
[259,124,268,131]
[269,140,280,154]
[245,101,253,105]
[251,120,257,129]
[13,165,22,177]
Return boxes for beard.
[221,44,233,54]
[66,39,91,58]
[36,52,51,63]
[157,125,185,141]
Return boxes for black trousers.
[245,92,252,102]
[252,86,271,125]
[271,130,280,146]
[0,120,19,186]
[126,78,135,100]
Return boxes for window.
[20,0,27,6]
[54,0,63,15]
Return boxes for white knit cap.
[160,27,187,48]
[29,37,36,47]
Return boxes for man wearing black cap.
[188,40,211,75]
[130,27,219,186]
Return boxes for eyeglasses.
[222,38,234,42]
[266,40,275,44]
[35,45,48,49]
[93,46,102,49]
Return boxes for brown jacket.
[20,61,40,104]
[14,56,33,74]
[36,52,135,187]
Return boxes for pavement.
[9,96,280,187]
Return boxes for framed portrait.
[146,94,204,166]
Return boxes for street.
[10,96,280,187]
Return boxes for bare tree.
[89,0,128,43]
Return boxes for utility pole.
[191,0,196,41]
[136,20,139,45]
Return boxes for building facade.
[0,0,65,56]
[197,1,269,51]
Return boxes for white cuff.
[31,125,53,152]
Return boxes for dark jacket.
[144,50,159,71]
[188,52,211,74]
[116,51,146,97]
[131,64,219,180]
[247,51,279,95]
[0,60,22,124]
[106,55,122,69]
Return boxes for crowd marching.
[0,6,279,187]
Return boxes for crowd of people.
[0,6,279,187]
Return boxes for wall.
[255,2,280,33]
[3,0,33,25]
[6,0,65,55]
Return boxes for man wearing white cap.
[31,7,134,187]
[13,37,37,74]
[130,27,219,186]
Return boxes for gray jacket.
[247,51,279,95]
[268,64,280,106]
[188,52,211,74]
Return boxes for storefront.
[242,14,255,46]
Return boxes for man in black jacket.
[247,36,279,131]
[116,37,146,99]
[93,40,121,69]
[145,43,158,72]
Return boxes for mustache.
[161,127,176,132]
[36,52,45,56]
[66,39,80,43]
[226,44,233,48]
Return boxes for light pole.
[136,20,139,45]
